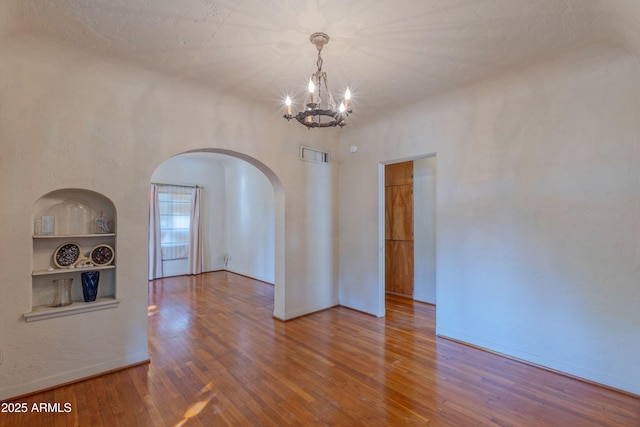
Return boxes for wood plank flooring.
[2,271,639,426]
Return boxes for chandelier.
[283,32,352,128]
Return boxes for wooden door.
[385,161,414,297]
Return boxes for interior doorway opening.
[381,155,437,310]
[149,149,286,319]
[384,161,415,298]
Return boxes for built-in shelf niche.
[27,188,119,322]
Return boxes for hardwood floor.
[2,271,639,426]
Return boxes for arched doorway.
[149,149,286,319]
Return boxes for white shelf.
[23,297,120,322]
[32,265,116,276]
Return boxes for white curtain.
[149,184,202,279]
[188,186,203,275]
[148,184,163,280]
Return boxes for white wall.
[413,156,437,304]
[225,158,275,283]
[0,34,339,400]
[285,153,340,318]
[338,44,640,395]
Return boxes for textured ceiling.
[12,0,606,115]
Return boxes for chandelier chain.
[316,49,323,72]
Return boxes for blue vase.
[81,271,100,302]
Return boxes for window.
[149,183,202,280]
[158,187,192,261]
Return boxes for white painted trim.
[0,352,148,401]
[436,327,640,396]
[23,298,120,322]
[376,163,386,317]
[282,299,340,320]
[378,153,437,317]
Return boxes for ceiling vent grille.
[300,146,330,164]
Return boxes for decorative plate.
[53,241,81,268]
[90,244,114,266]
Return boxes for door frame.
[378,153,437,316]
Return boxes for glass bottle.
[50,278,73,307]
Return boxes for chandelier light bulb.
[344,88,351,110]
[339,102,346,113]
[285,96,292,115]
[308,79,316,103]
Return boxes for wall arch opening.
[149,149,285,319]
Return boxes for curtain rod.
[151,182,203,189]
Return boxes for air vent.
[300,146,330,164]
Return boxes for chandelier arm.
[322,72,336,110]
